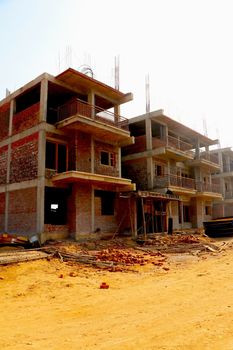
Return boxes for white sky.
[1,0,233,147]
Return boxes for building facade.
[122,110,222,232]
[0,68,135,242]
[212,147,233,218]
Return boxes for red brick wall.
[122,135,147,155]
[94,196,117,232]
[12,102,39,136]
[0,102,10,141]
[8,187,37,235]
[0,145,8,185]
[0,192,5,231]
[10,133,38,183]
[122,158,148,190]
[74,131,91,172]
[94,141,119,177]
[212,203,224,218]
[74,183,92,234]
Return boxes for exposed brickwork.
[0,102,10,141]
[12,102,40,135]
[46,132,68,142]
[94,141,119,177]
[122,159,148,190]
[0,192,5,231]
[94,196,117,232]
[74,183,92,235]
[212,203,224,218]
[76,132,91,172]
[10,133,38,183]
[224,203,233,217]
[0,145,8,185]
[122,135,147,155]
[8,187,37,235]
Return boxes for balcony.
[52,170,135,192]
[196,181,222,199]
[56,99,133,146]
[188,151,220,170]
[154,174,196,195]
[152,135,194,161]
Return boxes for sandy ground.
[1,242,233,349]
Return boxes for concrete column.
[36,130,46,235]
[118,147,121,177]
[114,105,120,124]
[8,99,15,137]
[39,79,48,122]
[91,136,94,173]
[147,157,154,189]
[5,99,15,231]
[91,186,95,232]
[180,202,184,229]
[195,138,200,159]
[145,118,152,150]
[226,155,231,173]
[88,91,95,118]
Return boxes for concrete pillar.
[114,105,120,125]
[88,91,95,118]
[91,186,95,232]
[8,99,15,137]
[145,118,152,150]
[195,137,200,159]
[36,130,46,234]
[91,136,94,173]
[39,79,48,122]
[5,99,15,231]
[147,157,154,189]
[118,147,121,177]
[226,155,231,173]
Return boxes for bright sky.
[1,0,233,147]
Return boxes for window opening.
[95,190,115,215]
[44,187,68,225]
[100,151,115,167]
[183,205,190,222]
[46,141,67,173]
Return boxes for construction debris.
[0,249,49,265]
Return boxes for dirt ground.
[1,237,233,350]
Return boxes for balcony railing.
[223,165,233,173]
[196,182,221,193]
[167,135,193,152]
[225,191,233,199]
[155,174,195,190]
[155,174,221,194]
[199,152,219,165]
[57,99,129,130]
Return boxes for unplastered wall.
[12,103,40,136]
[73,183,92,237]
[10,133,38,183]
[8,187,37,235]
[0,102,10,141]
[94,196,117,233]
[94,140,119,177]
[0,145,8,185]
[76,131,91,172]
[0,192,5,231]
[122,158,148,190]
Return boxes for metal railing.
[154,174,221,194]
[155,174,195,190]
[57,98,129,130]
[167,135,193,151]
[199,152,219,165]
[196,182,221,193]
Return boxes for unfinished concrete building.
[122,110,222,233]
[211,147,233,218]
[0,68,136,242]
